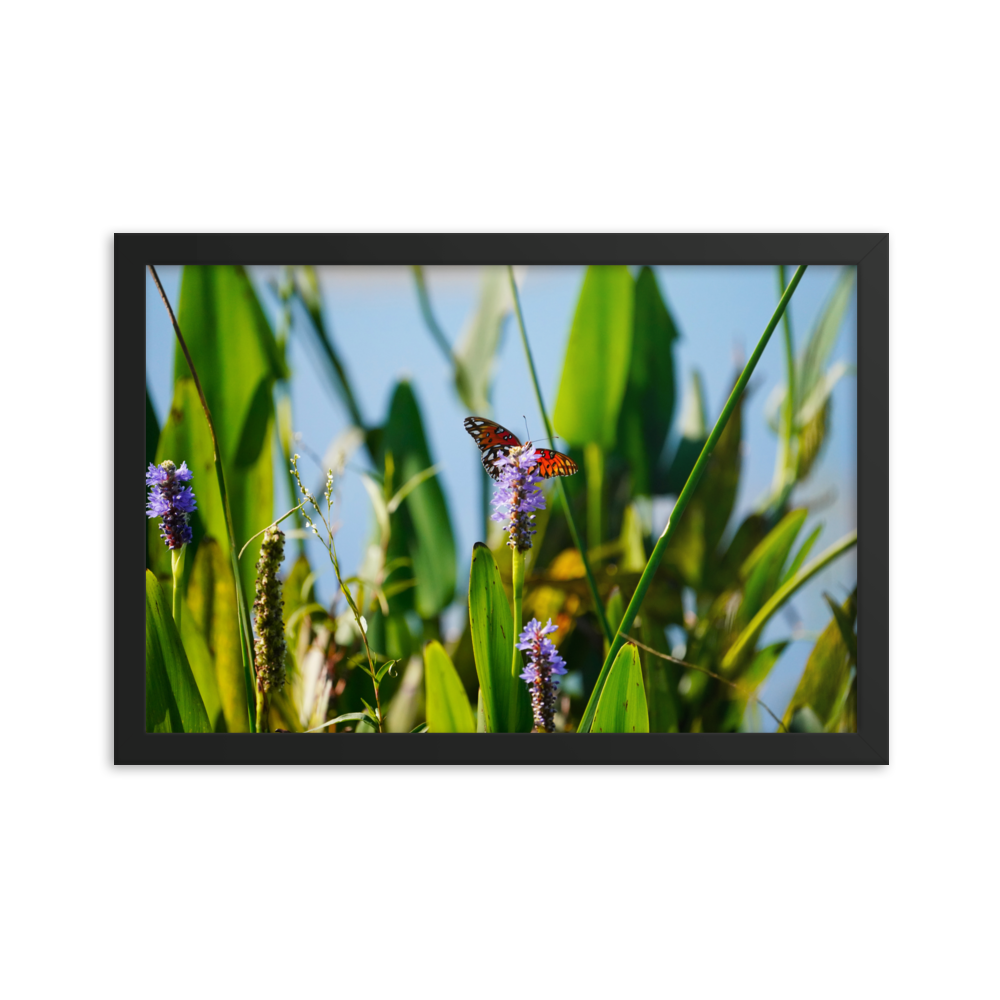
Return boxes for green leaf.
[591,644,649,733]
[824,593,858,664]
[381,381,456,618]
[553,266,634,450]
[781,523,822,586]
[737,508,808,631]
[424,641,476,733]
[453,267,513,414]
[145,571,211,733]
[375,659,398,684]
[788,707,825,733]
[468,543,532,733]
[185,537,250,732]
[617,267,679,495]
[604,586,623,658]
[796,267,856,413]
[723,531,857,671]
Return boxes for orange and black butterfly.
[463,416,579,482]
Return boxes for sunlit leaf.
[554,266,634,450]
[591,644,649,733]
[617,266,679,495]
[424,642,476,733]
[783,588,858,729]
[145,571,211,733]
[468,543,532,733]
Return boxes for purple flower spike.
[517,617,568,733]
[491,444,546,551]
[146,460,197,550]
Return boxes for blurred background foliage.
[145,263,857,733]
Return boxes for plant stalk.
[578,265,809,733]
[771,264,797,502]
[170,545,185,629]
[511,547,525,678]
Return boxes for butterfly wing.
[532,448,579,479]
[463,416,522,481]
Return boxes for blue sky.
[146,264,856,729]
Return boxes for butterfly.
[463,416,579,482]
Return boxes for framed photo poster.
[117,234,888,764]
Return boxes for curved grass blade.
[591,644,649,733]
[722,530,857,671]
[424,641,476,733]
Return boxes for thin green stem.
[578,265,809,733]
[722,529,857,671]
[772,264,798,500]
[506,267,614,645]
[585,443,603,551]
[170,546,185,629]
[412,266,458,366]
[148,264,258,733]
[511,547,525,678]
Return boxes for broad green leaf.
[145,571,211,733]
[553,266,634,450]
[723,531,857,670]
[591,644,649,733]
[453,267,512,414]
[424,641,476,733]
[468,543,532,733]
[172,266,279,602]
[381,381,456,618]
[617,267,679,495]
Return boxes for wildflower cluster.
[253,525,287,695]
[145,460,197,550]
[491,445,546,551]
[517,617,568,733]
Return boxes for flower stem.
[255,687,269,734]
[578,265,809,733]
[507,267,614,645]
[170,545,185,629]
[511,547,525,678]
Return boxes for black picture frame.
[117,233,888,764]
